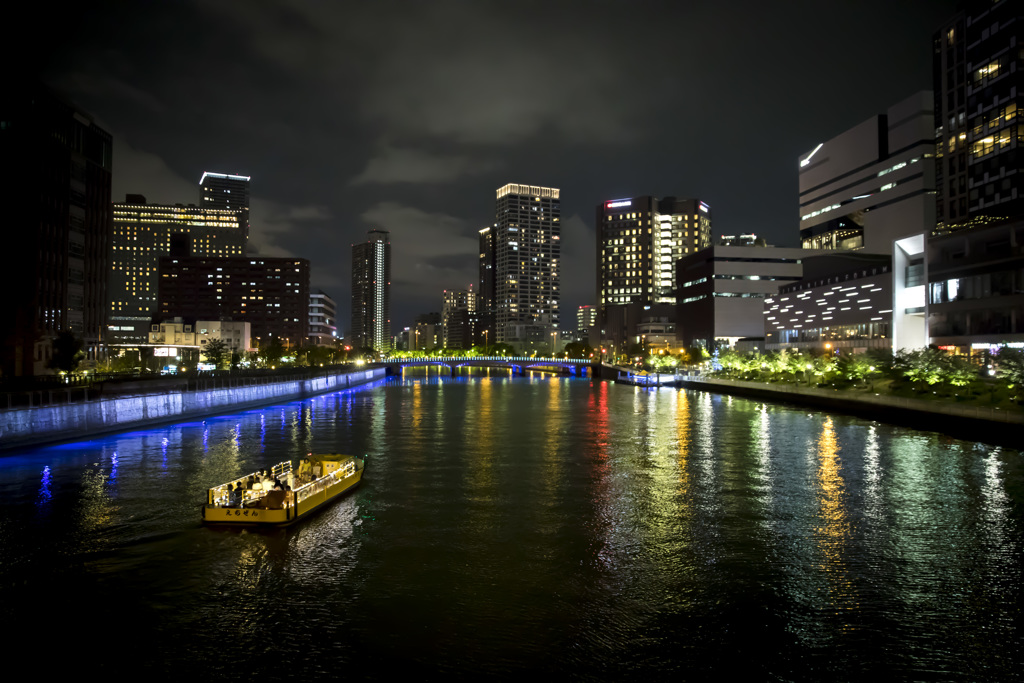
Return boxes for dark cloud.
[26,0,957,334]
[351,144,496,185]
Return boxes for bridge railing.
[379,356,591,364]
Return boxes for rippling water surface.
[1,373,1021,679]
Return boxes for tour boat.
[202,454,365,525]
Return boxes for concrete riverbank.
[0,367,386,452]
[678,375,1024,446]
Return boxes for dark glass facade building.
[934,0,1023,231]
[0,82,112,376]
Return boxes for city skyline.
[19,0,957,330]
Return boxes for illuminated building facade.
[494,184,560,350]
[764,253,893,353]
[0,82,112,376]
[933,0,1023,232]
[157,254,310,348]
[109,195,246,344]
[199,171,250,241]
[798,91,936,253]
[596,196,710,350]
[351,230,391,352]
[308,291,337,347]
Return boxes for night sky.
[28,0,956,333]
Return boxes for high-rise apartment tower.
[494,184,560,349]
[351,230,391,352]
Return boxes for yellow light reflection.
[814,417,855,619]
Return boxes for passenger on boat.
[228,483,243,507]
[260,489,286,509]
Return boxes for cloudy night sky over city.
[28,0,956,330]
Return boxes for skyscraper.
[199,171,250,243]
[351,230,391,352]
[596,196,710,350]
[0,82,112,376]
[478,225,496,344]
[109,194,246,344]
[494,183,560,350]
[933,0,1023,231]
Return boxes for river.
[0,372,1020,680]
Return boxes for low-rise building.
[677,244,826,349]
[764,253,892,353]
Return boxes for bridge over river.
[378,356,593,376]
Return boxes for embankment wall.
[0,367,385,451]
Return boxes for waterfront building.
[494,184,560,351]
[933,0,1024,232]
[199,171,250,242]
[597,195,711,352]
[926,217,1024,355]
[308,291,337,347]
[157,252,310,348]
[798,91,936,253]
[677,243,827,350]
[109,195,246,345]
[0,82,112,376]
[764,253,893,353]
[145,317,251,370]
[351,229,391,352]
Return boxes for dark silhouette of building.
[0,82,112,376]
[157,247,310,348]
[934,0,1024,232]
[478,224,496,345]
[351,230,391,352]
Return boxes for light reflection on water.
[0,375,1021,679]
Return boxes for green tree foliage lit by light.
[201,339,229,369]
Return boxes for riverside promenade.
[0,366,386,452]
[679,375,1024,446]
